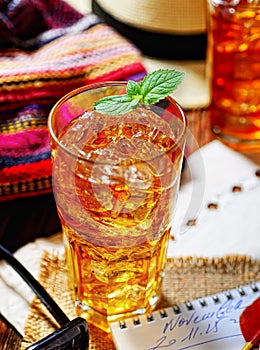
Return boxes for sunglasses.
[0,244,89,350]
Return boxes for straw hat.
[92,0,207,59]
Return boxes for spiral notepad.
[110,282,260,350]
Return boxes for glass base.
[75,293,160,333]
[212,126,260,153]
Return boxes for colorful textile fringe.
[0,0,147,202]
[0,104,53,200]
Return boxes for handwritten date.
[148,298,245,350]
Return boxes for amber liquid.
[207,1,260,152]
[52,107,184,331]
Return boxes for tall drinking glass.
[206,0,260,152]
[48,82,186,332]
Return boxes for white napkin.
[169,140,260,259]
[0,233,63,335]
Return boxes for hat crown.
[96,0,207,34]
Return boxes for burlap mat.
[21,252,260,350]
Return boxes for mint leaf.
[93,69,184,115]
[93,94,139,116]
[126,80,141,98]
[140,69,184,104]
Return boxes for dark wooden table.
[0,314,21,350]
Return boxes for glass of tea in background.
[48,82,186,332]
[206,0,260,152]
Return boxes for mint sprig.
[93,69,184,115]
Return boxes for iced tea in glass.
[207,0,260,152]
[48,82,186,332]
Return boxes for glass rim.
[48,81,187,163]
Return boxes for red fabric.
[0,1,146,202]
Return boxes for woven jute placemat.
[21,252,260,350]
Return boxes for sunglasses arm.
[0,244,70,326]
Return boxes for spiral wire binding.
[116,282,259,329]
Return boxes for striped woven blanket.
[0,0,147,202]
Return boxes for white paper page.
[110,282,260,350]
